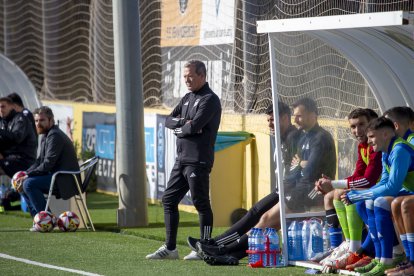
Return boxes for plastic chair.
[44,156,99,231]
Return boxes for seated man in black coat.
[15,106,80,224]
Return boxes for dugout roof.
[258,11,414,111]
[0,53,41,110]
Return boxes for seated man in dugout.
[192,97,337,265]
[282,98,336,213]
[314,108,382,272]
[342,117,414,276]
[186,100,302,264]
[0,96,37,178]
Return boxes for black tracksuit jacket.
[0,109,37,163]
[165,83,221,168]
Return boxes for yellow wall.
[210,139,250,226]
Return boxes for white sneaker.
[310,248,333,262]
[29,223,39,232]
[146,245,179,260]
[29,226,38,232]
[320,241,349,266]
[183,250,202,260]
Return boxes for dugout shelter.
[257,10,414,268]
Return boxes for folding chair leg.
[44,177,57,212]
[75,194,95,231]
[73,197,90,230]
[73,179,95,231]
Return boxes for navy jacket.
[285,123,336,200]
[165,83,221,168]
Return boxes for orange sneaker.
[345,255,373,271]
[336,252,362,269]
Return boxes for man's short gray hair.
[184,60,206,77]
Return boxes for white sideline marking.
[0,253,103,276]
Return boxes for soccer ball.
[11,171,27,192]
[57,211,80,232]
[33,211,55,233]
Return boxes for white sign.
[199,0,234,45]
[46,103,74,139]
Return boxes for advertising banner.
[156,114,167,199]
[160,0,202,47]
[82,112,117,192]
[160,0,235,104]
[156,114,193,205]
[200,0,234,45]
[82,112,161,196]
[145,114,157,200]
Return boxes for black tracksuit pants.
[162,162,213,250]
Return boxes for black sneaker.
[187,237,216,252]
[187,237,199,251]
[197,242,227,256]
[203,254,239,266]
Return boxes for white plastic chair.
[44,156,99,231]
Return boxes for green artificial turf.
[0,192,307,275]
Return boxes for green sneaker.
[360,262,393,276]
[355,259,378,273]
[392,252,406,266]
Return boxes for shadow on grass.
[93,221,199,232]
[86,193,119,210]
[3,193,200,243]
[147,221,199,227]
[0,229,31,233]
[94,222,120,232]
[2,211,32,218]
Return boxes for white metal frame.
[258,10,413,268]
[257,11,412,33]
[290,261,359,275]
[45,156,99,231]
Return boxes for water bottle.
[288,220,303,260]
[309,219,324,259]
[267,228,279,267]
[296,221,304,260]
[322,221,330,253]
[263,228,270,266]
[288,221,295,260]
[262,227,270,267]
[248,228,257,264]
[255,228,265,264]
[302,220,310,260]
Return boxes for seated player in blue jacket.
[342,116,414,276]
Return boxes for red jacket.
[346,142,382,189]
